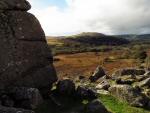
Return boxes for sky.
[28,0,150,36]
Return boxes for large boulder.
[109,85,150,107]
[89,66,106,82]
[0,0,31,11]
[0,0,57,96]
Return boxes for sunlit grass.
[99,94,150,113]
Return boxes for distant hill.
[47,32,130,46]
[114,34,150,41]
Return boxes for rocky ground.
[76,66,150,110]
[35,66,150,113]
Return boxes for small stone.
[96,81,110,90]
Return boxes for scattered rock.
[136,74,150,82]
[112,68,145,77]
[109,85,150,107]
[85,99,110,113]
[96,90,109,95]
[144,71,150,76]
[131,96,149,107]
[89,66,106,82]
[56,79,75,95]
[116,78,135,85]
[139,78,150,88]
[76,86,97,100]
[96,80,110,90]
[145,89,150,97]
[79,76,85,80]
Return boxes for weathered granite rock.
[112,68,145,77]
[89,66,106,82]
[1,95,14,107]
[0,0,57,97]
[0,106,34,113]
[115,78,135,85]
[56,79,75,96]
[0,0,31,11]
[96,81,110,90]
[109,85,150,107]
[6,87,43,109]
[139,78,150,88]
[85,99,110,113]
[76,86,97,100]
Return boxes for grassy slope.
[100,94,150,113]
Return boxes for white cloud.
[28,0,150,36]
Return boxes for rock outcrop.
[5,87,44,109]
[0,0,31,11]
[89,66,106,82]
[85,99,111,113]
[112,68,145,77]
[0,0,57,97]
[56,79,75,96]
[109,85,150,107]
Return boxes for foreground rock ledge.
[0,106,34,113]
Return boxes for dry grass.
[54,50,138,79]
[47,38,64,46]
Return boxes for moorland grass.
[99,94,150,113]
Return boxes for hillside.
[47,32,130,46]
[64,32,129,46]
[47,32,130,55]
[114,34,150,41]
